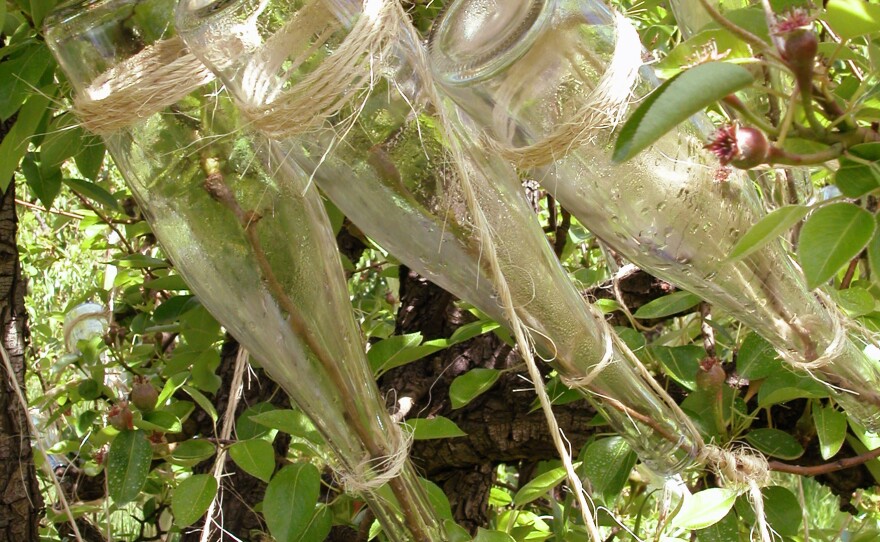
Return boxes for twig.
[840,256,860,289]
[70,192,137,255]
[14,198,84,220]
[768,445,880,476]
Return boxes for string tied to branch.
[336,423,412,494]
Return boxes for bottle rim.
[428,0,554,86]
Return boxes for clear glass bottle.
[44,1,446,540]
[175,0,702,472]
[429,0,880,429]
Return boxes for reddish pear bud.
[108,401,134,431]
[705,125,770,169]
[775,9,818,89]
[130,376,158,412]
[696,358,726,391]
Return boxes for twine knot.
[336,424,412,494]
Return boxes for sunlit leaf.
[450,368,501,409]
[825,0,880,40]
[727,205,808,261]
[745,428,805,459]
[671,488,737,530]
[171,474,217,527]
[633,291,701,319]
[264,463,321,542]
[797,203,875,289]
[814,404,847,459]
[229,439,275,483]
[107,430,152,504]
[405,416,467,440]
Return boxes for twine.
[337,423,412,494]
[238,0,407,138]
[73,36,215,135]
[558,302,615,389]
[483,12,643,169]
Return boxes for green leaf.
[825,0,880,40]
[798,203,875,289]
[513,464,571,506]
[736,332,781,380]
[727,205,808,261]
[405,416,467,440]
[763,486,801,537]
[473,529,516,542]
[368,332,429,374]
[298,504,333,542]
[263,463,321,542]
[144,274,190,291]
[814,404,847,459]
[449,368,501,409]
[870,227,880,288]
[633,291,701,319]
[758,368,828,406]
[671,488,738,530]
[170,440,216,467]
[0,88,52,192]
[0,44,53,121]
[836,143,880,197]
[613,62,754,162]
[171,474,217,527]
[63,178,119,211]
[21,154,61,209]
[74,137,106,180]
[650,345,704,390]
[236,402,277,441]
[107,430,153,504]
[229,439,275,483]
[156,372,188,407]
[421,478,454,520]
[745,428,805,459]
[181,385,218,424]
[696,509,739,542]
[40,114,83,169]
[249,408,323,444]
[136,410,182,433]
[581,437,637,506]
[448,319,500,344]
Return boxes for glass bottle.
[428,0,880,429]
[175,0,701,472]
[44,1,446,540]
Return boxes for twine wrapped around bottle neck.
[779,290,846,371]
[482,12,642,169]
[238,0,408,139]
[73,36,215,135]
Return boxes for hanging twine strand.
[73,36,214,135]
[557,302,615,389]
[483,12,642,169]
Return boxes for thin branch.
[15,198,84,220]
[768,445,880,476]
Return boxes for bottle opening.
[428,0,552,85]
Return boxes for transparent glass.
[44,1,445,540]
[175,0,701,472]
[429,0,880,429]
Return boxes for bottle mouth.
[428,0,552,85]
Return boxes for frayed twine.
[558,303,615,389]
[699,444,773,542]
[483,12,642,169]
[73,36,215,135]
[778,289,846,372]
[239,0,407,139]
[336,423,412,494]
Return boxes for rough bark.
[0,116,42,541]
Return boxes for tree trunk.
[0,116,42,541]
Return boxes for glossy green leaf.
[825,0,880,40]
[745,428,805,459]
[40,114,83,169]
[763,486,801,537]
[671,488,737,530]
[369,332,430,374]
[0,44,53,121]
[613,62,754,162]
[633,291,701,319]
[74,137,106,180]
[814,403,847,459]
[758,369,828,406]
[736,332,781,380]
[798,203,875,289]
[229,439,275,483]
[249,408,323,444]
[513,464,571,506]
[0,88,52,192]
[236,402,277,441]
[696,509,739,542]
[298,504,333,542]
[727,205,808,261]
[107,430,153,504]
[144,274,190,291]
[181,385,218,424]
[836,143,880,197]
[831,286,875,317]
[448,318,500,344]
[450,368,501,409]
[21,154,61,209]
[136,410,182,433]
[156,372,188,407]
[582,437,637,505]
[422,478,454,520]
[650,345,704,390]
[405,416,467,440]
[473,529,516,542]
[63,178,119,211]
[170,440,216,467]
[171,474,217,527]
[264,463,321,542]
